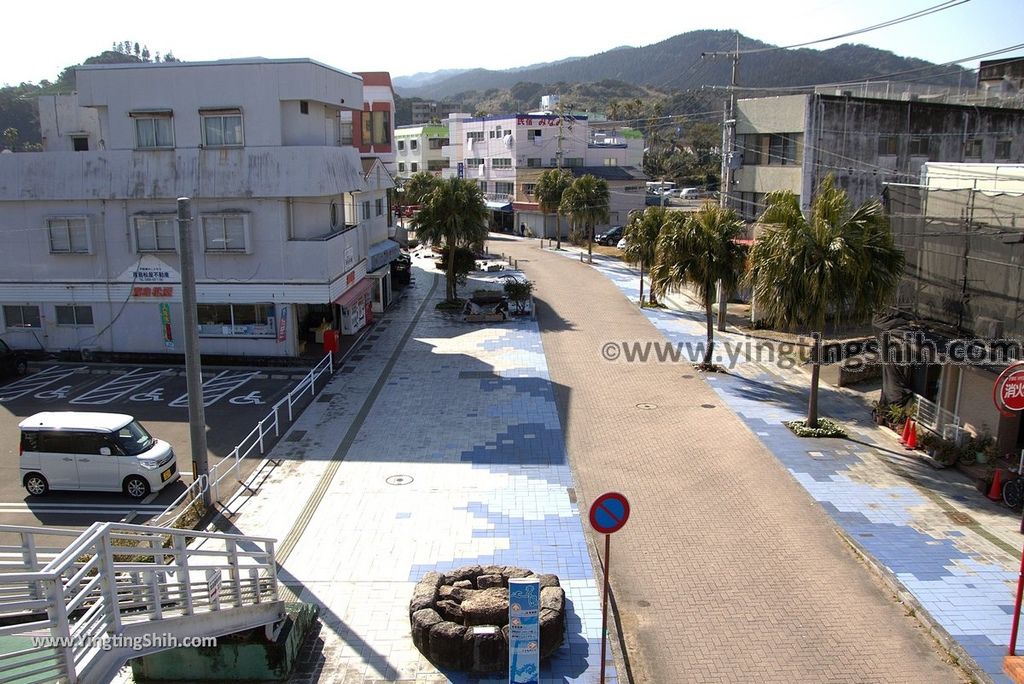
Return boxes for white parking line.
[70,368,173,405]
[168,370,260,408]
[0,367,89,402]
[0,502,167,515]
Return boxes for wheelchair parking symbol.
[229,391,265,406]
[130,388,165,402]
[34,385,72,400]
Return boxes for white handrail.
[151,352,335,528]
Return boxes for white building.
[442,113,645,234]
[0,58,399,360]
[394,124,449,179]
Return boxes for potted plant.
[502,278,535,316]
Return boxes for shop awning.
[335,279,372,308]
[368,239,402,272]
[485,200,512,212]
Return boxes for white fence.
[914,393,963,444]
[151,352,335,529]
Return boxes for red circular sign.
[994,363,1024,415]
[589,492,630,534]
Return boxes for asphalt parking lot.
[0,363,307,536]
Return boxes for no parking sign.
[589,492,630,683]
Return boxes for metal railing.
[151,352,335,529]
[914,393,963,444]
[0,522,282,683]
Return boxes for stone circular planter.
[409,564,565,673]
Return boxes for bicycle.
[1002,450,1024,511]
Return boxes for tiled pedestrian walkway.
[553,245,1021,683]
[152,253,616,683]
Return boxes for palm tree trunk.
[555,213,561,250]
[639,259,645,307]
[703,296,715,367]
[587,222,593,264]
[446,240,457,301]
[807,336,821,428]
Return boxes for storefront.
[336,279,373,336]
[367,239,402,313]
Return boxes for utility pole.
[176,198,212,508]
[704,32,740,332]
[556,101,566,251]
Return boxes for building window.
[466,158,484,166]
[495,127,503,137]
[47,217,91,254]
[398,162,406,172]
[340,122,353,146]
[369,111,390,145]
[909,135,930,156]
[361,201,371,220]
[410,140,418,150]
[527,158,542,168]
[964,138,983,159]
[564,158,583,167]
[523,183,536,197]
[132,112,174,149]
[492,158,512,169]
[300,101,309,115]
[3,305,40,328]
[197,303,274,337]
[739,134,763,166]
[376,198,384,216]
[202,214,248,252]
[201,109,243,147]
[429,138,446,150]
[411,162,418,172]
[72,136,89,152]
[877,135,898,156]
[55,305,93,327]
[427,159,446,171]
[604,158,618,166]
[467,131,484,142]
[527,129,542,141]
[479,181,488,193]
[133,216,176,252]
[398,140,405,150]
[495,181,514,195]
[996,139,1012,160]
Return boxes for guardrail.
[914,393,963,444]
[0,522,282,683]
[150,352,335,529]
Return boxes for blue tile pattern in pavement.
[569,249,1018,684]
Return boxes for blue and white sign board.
[508,577,540,683]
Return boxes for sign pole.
[599,532,611,683]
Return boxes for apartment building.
[410,100,463,125]
[443,113,645,235]
[732,88,1024,221]
[394,124,449,179]
[0,58,398,360]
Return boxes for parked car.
[595,225,625,246]
[0,339,27,378]
[19,412,180,498]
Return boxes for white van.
[19,412,179,499]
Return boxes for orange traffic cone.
[900,419,912,444]
[988,469,1004,501]
[904,421,918,450]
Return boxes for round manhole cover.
[701,404,716,409]
[681,374,694,379]
[386,475,414,486]
[637,600,651,607]
[636,403,658,410]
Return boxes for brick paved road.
[496,236,964,683]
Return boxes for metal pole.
[176,198,212,508]
[1010,542,1024,655]
[599,533,610,683]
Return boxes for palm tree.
[412,177,489,302]
[560,174,609,263]
[650,204,747,369]
[621,207,668,306]
[404,171,441,206]
[747,174,905,428]
[535,169,573,249]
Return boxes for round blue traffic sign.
[589,492,630,534]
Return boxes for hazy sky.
[2,0,1021,87]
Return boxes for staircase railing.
[0,522,281,683]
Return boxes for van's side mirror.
[99,447,111,456]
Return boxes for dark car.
[595,225,625,246]
[0,339,28,378]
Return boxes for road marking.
[0,502,167,514]
[169,370,260,408]
[229,391,265,405]
[0,367,89,402]
[130,388,166,402]
[34,384,72,400]
[70,368,173,405]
